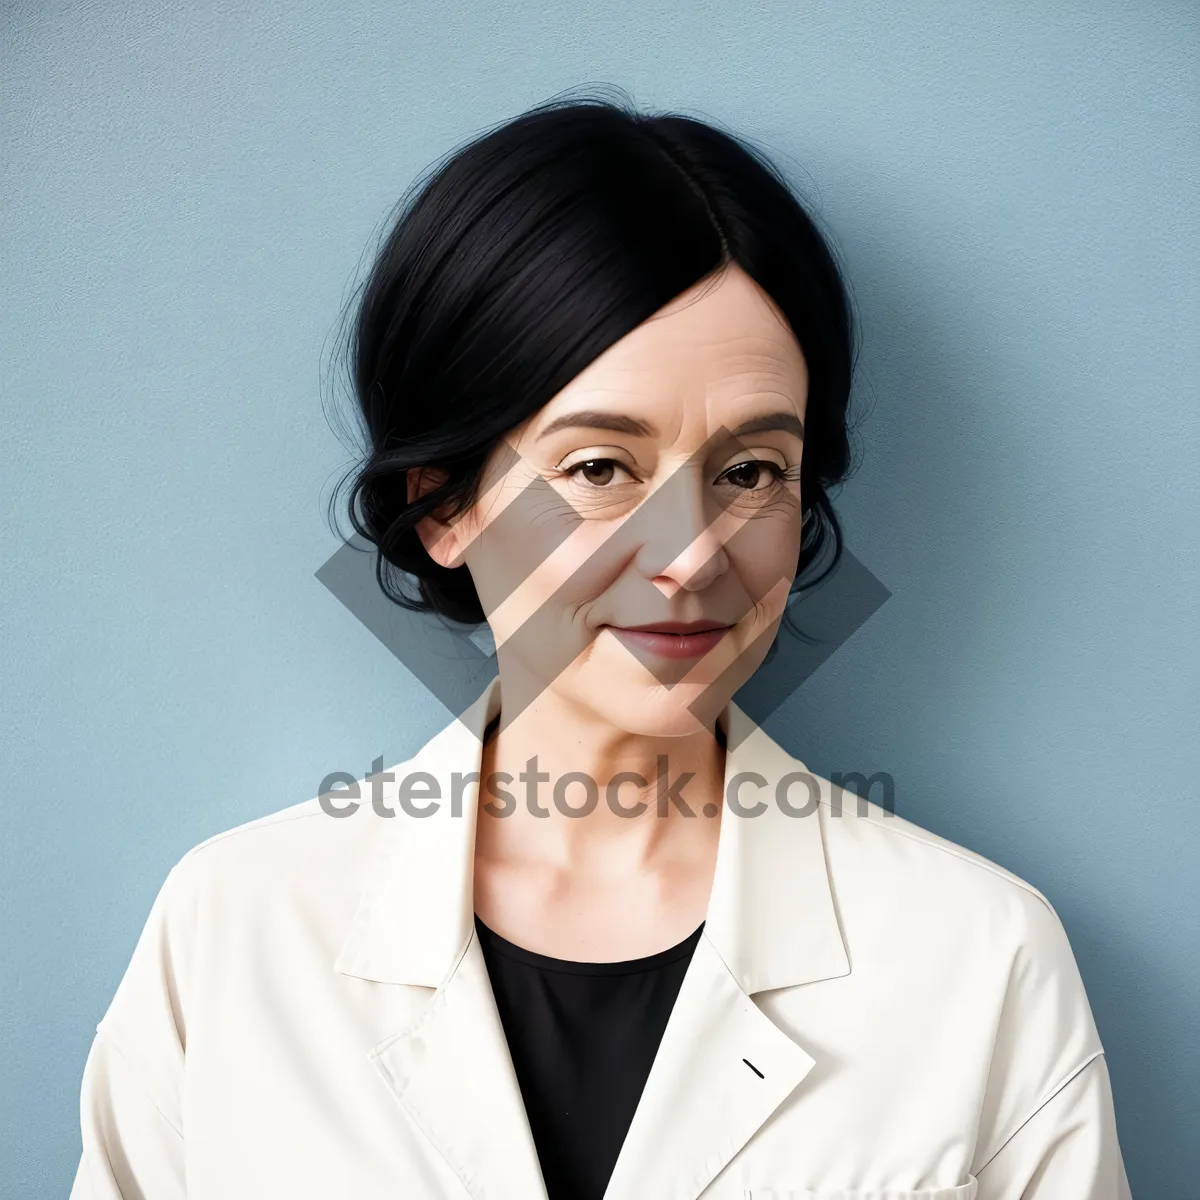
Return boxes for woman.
[72,97,1131,1199]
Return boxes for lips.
[614,620,731,634]
[605,620,733,660]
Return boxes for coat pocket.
[745,1177,978,1200]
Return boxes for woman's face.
[416,263,809,737]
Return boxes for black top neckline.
[481,712,728,751]
[473,913,705,977]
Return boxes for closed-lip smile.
[604,619,734,660]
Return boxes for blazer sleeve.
[70,862,194,1199]
[973,1051,1132,1199]
[970,887,1133,1199]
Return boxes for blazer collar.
[335,675,850,995]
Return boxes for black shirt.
[474,913,705,1200]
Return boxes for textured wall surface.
[2,1,1196,1195]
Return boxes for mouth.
[603,620,734,660]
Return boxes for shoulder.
[795,767,1108,1124]
[791,768,1098,1019]
[89,777,408,1108]
[810,773,1063,932]
[735,713,1066,947]
[173,792,350,879]
[99,772,406,1022]
[139,770,404,958]
[166,779,397,907]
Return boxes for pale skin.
[409,262,809,961]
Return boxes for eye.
[718,459,789,491]
[562,458,636,488]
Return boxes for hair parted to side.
[326,87,862,633]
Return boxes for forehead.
[542,265,807,417]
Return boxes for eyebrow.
[728,411,805,440]
[536,409,804,442]
[538,411,655,439]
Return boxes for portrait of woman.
[65,96,1133,1199]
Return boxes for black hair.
[327,88,862,633]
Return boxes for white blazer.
[72,676,1132,1199]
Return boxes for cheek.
[729,510,803,609]
[537,522,632,616]
[464,477,587,613]
[480,517,633,693]
[470,503,629,630]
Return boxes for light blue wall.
[2,1,1196,1195]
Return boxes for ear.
[407,467,469,569]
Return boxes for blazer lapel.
[601,932,817,1200]
[335,679,549,1199]
[369,935,550,1200]
[602,701,852,1200]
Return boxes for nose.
[631,463,730,596]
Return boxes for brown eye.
[721,460,785,491]
[567,459,622,486]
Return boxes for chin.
[585,676,734,740]
[566,627,771,738]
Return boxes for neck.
[474,679,727,873]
